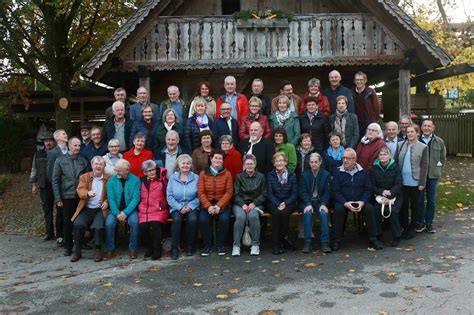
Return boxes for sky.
[411,0,473,22]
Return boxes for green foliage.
[0,115,34,172]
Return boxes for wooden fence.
[428,112,474,156]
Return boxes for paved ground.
[1,208,473,314]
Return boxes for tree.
[0,0,142,131]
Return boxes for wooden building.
[81,0,451,121]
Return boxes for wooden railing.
[123,14,405,70]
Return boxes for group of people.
[29,70,446,262]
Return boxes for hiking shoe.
[415,223,426,233]
[250,245,260,256]
[231,246,240,257]
[369,240,384,250]
[302,241,312,254]
[217,247,226,256]
[200,247,210,257]
[425,224,436,233]
[320,242,332,254]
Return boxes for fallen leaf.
[347,269,356,273]
[103,282,113,287]
[147,304,159,309]
[456,203,464,208]
[367,247,376,251]
[216,294,228,299]
[216,307,227,313]
[386,271,398,277]
[304,262,318,267]
[261,311,278,315]
[228,288,239,294]
[271,260,280,264]
[105,301,113,306]
[443,255,457,260]
[193,283,203,287]
[379,311,388,315]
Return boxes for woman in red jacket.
[299,78,330,116]
[355,123,387,174]
[220,135,242,182]
[138,160,168,260]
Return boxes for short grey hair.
[307,78,321,88]
[167,85,179,93]
[219,135,233,146]
[366,123,384,139]
[141,159,156,172]
[166,130,180,141]
[112,101,125,111]
[309,152,322,162]
[91,155,106,166]
[162,108,179,123]
[134,132,146,142]
[108,138,120,147]
[115,159,130,171]
[243,154,257,166]
[384,121,399,132]
[344,148,357,158]
[224,75,236,84]
[53,129,66,141]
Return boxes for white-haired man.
[159,85,189,124]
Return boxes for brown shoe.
[94,249,103,262]
[70,252,82,262]
[103,251,114,261]
[129,251,138,259]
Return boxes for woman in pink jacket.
[138,160,169,260]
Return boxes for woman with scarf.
[267,152,298,255]
[188,81,216,121]
[328,95,359,149]
[239,96,272,141]
[270,95,301,146]
[322,132,344,175]
[299,78,331,116]
[184,97,214,153]
[299,96,329,153]
[154,108,183,155]
[355,122,386,174]
[129,105,159,152]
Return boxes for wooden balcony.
[121,14,406,71]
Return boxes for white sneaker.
[232,246,240,256]
[250,245,260,256]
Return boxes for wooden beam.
[399,69,411,116]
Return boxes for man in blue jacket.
[324,70,355,114]
[104,159,141,260]
[331,148,382,251]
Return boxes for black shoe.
[42,235,52,241]
[186,246,194,256]
[171,248,179,260]
[302,241,312,253]
[151,251,162,260]
[144,248,153,258]
[217,247,226,256]
[425,224,436,233]
[63,248,72,256]
[389,237,401,247]
[320,242,332,254]
[200,247,210,257]
[369,240,384,250]
[331,241,341,251]
[283,238,297,251]
[402,230,415,240]
[272,247,281,255]
[415,223,426,233]
[82,243,92,250]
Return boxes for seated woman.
[167,154,200,259]
[269,95,301,146]
[232,154,267,257]
[184,97,213,153]
[138,160,168,260]
[355,122,386,174]
[220,135,242,182]
[239,96,272,141]
[192,130,214,174]
[273,128,297,172]
[322,132,344,175]
[103,138,123,176]
[198,149,233,256]
[371,147,402,246]
[154,108,183,157]
[267,152,297,255]
[299,153,331,254]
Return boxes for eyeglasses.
[109,145,120,148]
[342,156,355,160]
[221,108,231,111]
[145,169,156,173]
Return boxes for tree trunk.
[51,84,72,133]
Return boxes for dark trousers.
[400,186,421,231]
[333,202,378,242]
[72,207,104,252]
[40,185,62,238]
[199,208,230,249]
[269,204,294,249]
[62,198,79,251]
[374,202,402,239]
[139,221,163,254]
[170,210,199,250]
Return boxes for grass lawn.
[436,180,473,214]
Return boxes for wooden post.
[399,69,411,117]
[138,66,150,95]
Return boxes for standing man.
[324,70,355,114]
[103,100,132,152]
[52,137,88,256]
[79,121,92,150]
[417,119,446,233]
[46,129,69,246]
[29,131,57,241]
[384,121,403,156]
[159,85,189,124]
[331,148,382,251]
[70,156,110,262]
[212,102,239,147]
[81,127,108,167]
[129,86,160,122]
[353,71,380,137]
[248,79,271,116]
[104,159,141,260]
[239,122,275,174]
[271,80,301,113]
[398,115,412,140]
[216,76,249,124]
[105,88,130,121]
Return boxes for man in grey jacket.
[52,137,88,256]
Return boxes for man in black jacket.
[103,101,132,152]
[239,122,274,174]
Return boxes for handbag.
[375,195,396,219]
[242,224,252,247]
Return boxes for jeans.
[418,178,438,225]
[400,186,421,231]
[232,205,261,246]
[105,211,139,252]
[333,202,377,242]
[170,210,199,250]
[72,207,104,252]
[199,208,230,249]
[302,202,330,243]
[62,198,79,251]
